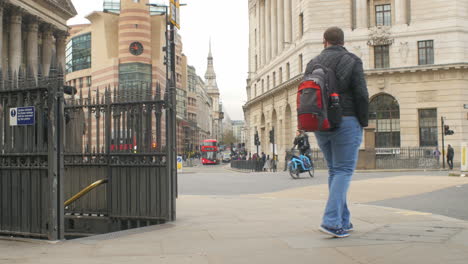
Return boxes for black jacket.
[305,45,369,127]
[293,134,310,152]
[447,146,454,159]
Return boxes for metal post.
[272,127,275,158]
[441,116,445,169]
[169,19,178,220]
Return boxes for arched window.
[369,93,400,148]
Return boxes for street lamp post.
[147,2,184,220]
[441,116,446,169]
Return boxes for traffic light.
[444,125,454,135]
[269,128,275,143]
[254,132,260,146]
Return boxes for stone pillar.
[357,127,376,170]
[256,2,261,66]
[42,26,53,76]
[284,0,292,43]
[9,8,22,76]
[26,17,39,78]
[265,0,271,62]
[55,31,67,73]
[271,0,277,57]
[356,0,368,28]
[395,0,407,25]
[277,0,284,53]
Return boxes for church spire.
[205,39,218,93]
[208,37,212,58]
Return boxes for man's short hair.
[324,27,344,46]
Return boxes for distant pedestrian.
[447,144,454,170]
[307,27,369,238]
[433,147,441,165]
[263,155,271,172]
[271,155,278,172]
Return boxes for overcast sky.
[68,0,248,120]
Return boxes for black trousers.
[447,157,454,169]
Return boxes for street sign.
[10,106,35,126]
[177,155,183,170]
[170,0,180,29]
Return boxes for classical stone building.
[187,65,217,151]
[244,0,468,167]
[195,71,214,146]
[0,0,76,78]
[65,0,191,152]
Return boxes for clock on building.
[129,42,144,56]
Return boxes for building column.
[9,8,22,76]
[395,0,407,25]
[55,31,67,73]
[260,1,266,66]
[356,0,368,28]
[271,0,277,57]
[41,26,53,77]
[284,0,292,43]
[265,0,271,62]
[26,17,39,78]
[256,2,261,66]
[277,0,284,53]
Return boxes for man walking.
[306,27,369,238]
[447,144,454,170]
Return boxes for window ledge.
[365,63,468,76]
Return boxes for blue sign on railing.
[10,106,35,126]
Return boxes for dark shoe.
[344,223,354,232]
[319,225,350,238]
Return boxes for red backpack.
[297,59,343,132]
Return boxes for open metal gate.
[0,68,64,240]
[1,66,177,240]
[63,83,175,236]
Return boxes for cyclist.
[292,129,312,167]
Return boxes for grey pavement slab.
[1,195,468,264]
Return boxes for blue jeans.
[314,116,363,229]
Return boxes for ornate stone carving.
[43,0,77,17]
[367,26,394,46]
[54,30,69,40]
[24,15,40,32]
[9,6,23,25]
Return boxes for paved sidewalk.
[2,194,468,264]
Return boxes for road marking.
[395,210,432,216]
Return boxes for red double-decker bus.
[201,139,219,165]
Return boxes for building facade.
[0,0,76,79]
[245,0,468,166]
[195,73,214,145]
[187,65,199,152]
[65,0,190,152]
[232,120,246,143]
